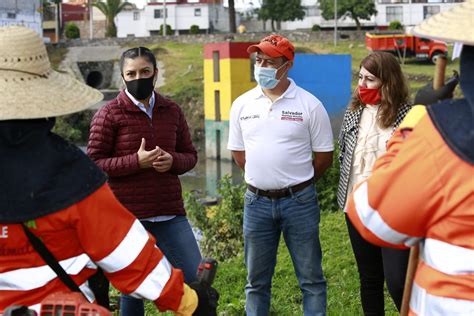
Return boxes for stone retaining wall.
[49,30,366,48]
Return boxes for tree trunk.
[228,0,237,33]
[271,19,275,31]
[354,17,361,31]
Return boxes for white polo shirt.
[228,78,334,190]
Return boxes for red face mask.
[358,87,382,105]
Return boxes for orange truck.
[366,31,448,64]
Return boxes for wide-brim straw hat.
[0,26,103,121]
[412,0,474,45]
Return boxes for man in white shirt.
[228,34,334,316]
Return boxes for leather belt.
[247,178,314,199]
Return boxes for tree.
[256,0,305,32]
[319,0,377,31]
[93,0,132,37]
[65,22,80,39]
[228,0,237,33]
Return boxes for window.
[213,51,220,82]
[154,9,167,19]
[386,6,403,23]
[194,8,201,17]
[7,12,16,19]
[424,5,440,18]
[133,12,140,21]
[214,90,221,122]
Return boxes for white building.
[375,0,463,27]
[237,0,463,31]
[116,0,232,37]
[0,0,42,37]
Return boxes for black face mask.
[124,76,155,100]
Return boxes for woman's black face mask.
[124,75,155,100]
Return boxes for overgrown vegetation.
[65,22,80,39]
[388,20,404,31]
[189,25,200,35]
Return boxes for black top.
[0,118,106,223]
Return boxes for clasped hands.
[137,138,173,172]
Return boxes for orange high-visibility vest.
[347,107,474,315]
[0,184,184,313]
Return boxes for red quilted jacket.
[87,90,197,218]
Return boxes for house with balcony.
[116,0,234,38]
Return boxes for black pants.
[345,214,410,316]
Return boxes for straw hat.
[412,0,474,45]
[0,26,103,121]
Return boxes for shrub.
[312,24,321,32]
[315,145,340,213]
[189,25,200,35]
[65,22,80,39]
[388,20,403,31]
[52,111,94,144]
[159,24,173,35]
[185,175,246,261]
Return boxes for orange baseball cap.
[247,34,295,61]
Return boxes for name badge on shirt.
[281,110,303,122]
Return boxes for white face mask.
[254,61,288,89]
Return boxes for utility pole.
[334,0,338,46]
[89,0,93,39]
[55,0,61,42]
[162,0,167,36]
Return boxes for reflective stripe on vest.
[130,253,173,301]
[353,182,421,247]
[0,253,95,291]
[410,282,474,315]
[97,219,149,273]
[422,238,474,275]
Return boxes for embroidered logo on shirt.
[240,114,260,121]
[281,111,303,121]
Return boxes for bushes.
[189,25,200,35]
[185,175,246,261]
[388,20,403,31]
[312,24,321,32]
[315,146,340,213]
[159,24,173,35]
[65,22,80,39]
[185,148,341,262]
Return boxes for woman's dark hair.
[120,46,157,73]
[350,51,409,128]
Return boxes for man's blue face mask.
[254,61,288,89]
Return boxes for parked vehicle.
[366,31,448,64]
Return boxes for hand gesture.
[137,138,161,169]
[152,149,173,173]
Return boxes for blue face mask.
[254,61,288,89]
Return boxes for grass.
[136,212,399,315]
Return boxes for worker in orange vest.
[0,26,218,315]
[346,1,474,315]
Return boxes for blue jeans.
[244,185,327,316]
[120,216,202,316]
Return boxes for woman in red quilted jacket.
[87,47,202,316]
